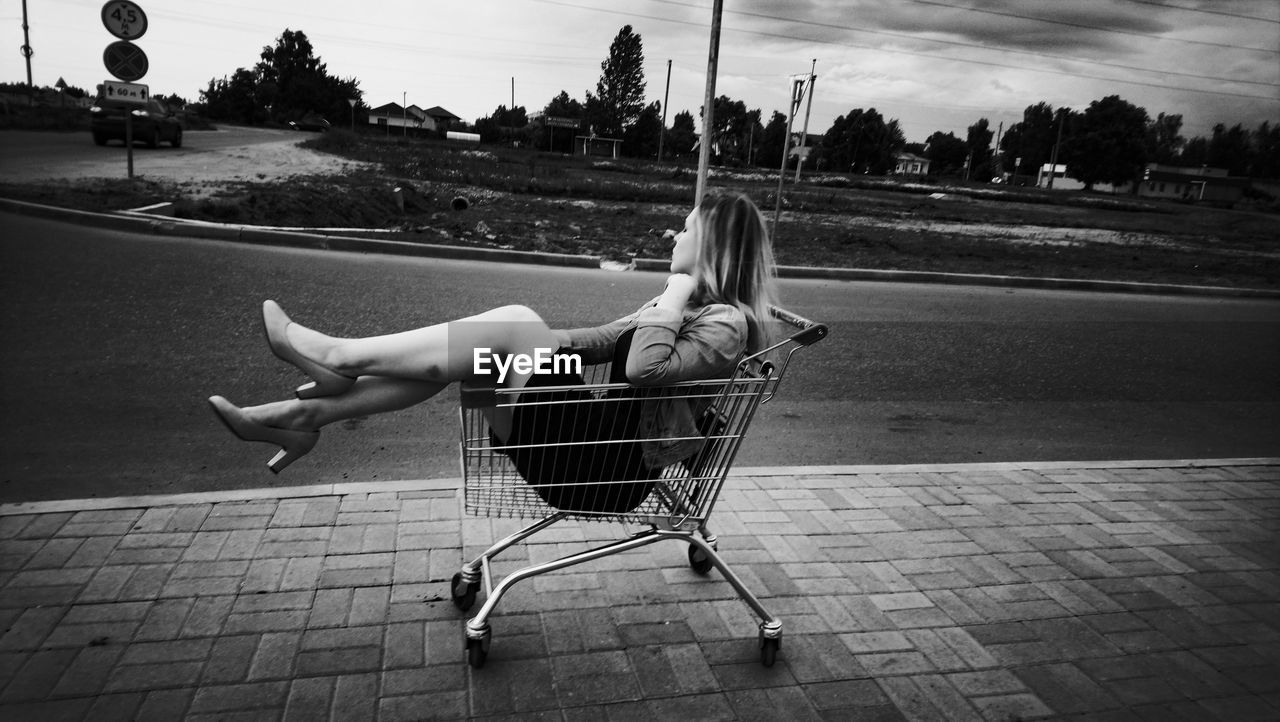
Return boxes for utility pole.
[20,0,34,105]
[658,59,671,162]
[695,0,723,202]
[772,76,805,239]
[1047,109,1065,189]
[793,59,817,183]
[993,121,1003,181]
[402,91,407,137]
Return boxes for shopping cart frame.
[452,305,828,668]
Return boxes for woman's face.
[670,208,701,274]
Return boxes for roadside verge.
[4,196,1278,299]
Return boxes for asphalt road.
[2,211,1278,503]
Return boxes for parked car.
[288,113,331,132]
[90,98,183,148]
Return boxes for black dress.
[499,328,661,514]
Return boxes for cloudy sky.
[9,0,1278,142]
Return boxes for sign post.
[101,1,149,178]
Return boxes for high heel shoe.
[208,395,319,474]
[262,300,355,399]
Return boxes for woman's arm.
[553,305,649,365]
[626,275,747,385]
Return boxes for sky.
[7,0,1278,143]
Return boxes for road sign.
[101,80,149,105]
[545,116,580,129]
[104,40,148,81]
[101,1,147,40]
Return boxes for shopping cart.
[453,306,828,668]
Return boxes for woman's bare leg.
[239,376,446,431]
[286,304,559,388]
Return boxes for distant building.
[1038,162,1248,205]
[367,103,460,134]
[892,152,930,177]
[1035,164,1077,190]
[1139,164,1247,205]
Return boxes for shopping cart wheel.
[760,636,780,667]
[451,572,479,611]
[466,637,488,668]
[687,545,714,575]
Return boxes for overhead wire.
[1120,0,1280,24]
[902,0,1278,53]
[688,0,1279,89]
[532,0,1279,102]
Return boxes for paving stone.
[1014,662,1123,714]
[282,677,333,722]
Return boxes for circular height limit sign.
[101,1,148,41]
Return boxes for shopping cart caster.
[759,622,782,667]
[465,623,491,669]
[687,545,714,575]
[451,572,480,611]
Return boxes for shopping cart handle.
[769,305,828,346]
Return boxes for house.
[1036,164,1087,191]
[367,103,460,134]
[1138,163,1247,205]
[893,151,930,177]
[1039,162,1248,205]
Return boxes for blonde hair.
[690,193,779,353]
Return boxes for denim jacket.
[554,298,748,468]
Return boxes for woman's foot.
[262,300,356,399]
[208,395,320,473]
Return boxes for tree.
[666,110,699,160]
[966,118,994,180]
[623,101,664,158]
[254,29,360,123]
[999,102,1058,178]
[756,111,789,169]
[200,29,361,125]
[703,95,762,166]
[584,25,647,139]
[1251,122,1280,178]
[924,131,968,176]
[1208,123,1251,175]
[1147,112,1185,164]
[474,104,529,145]
[538,90,585,151]
[818,108,903,175]
[543,90,583,119]
[1060,95,1150,190]
[200,68,261,124]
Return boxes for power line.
[531,0,1279,102]
[1121,0,1280,24]
[673,0,1280,89]
[904,0,1278,53]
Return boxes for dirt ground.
[0,130,370,189]
[2,129,1277,290]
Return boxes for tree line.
[192,26,1279,185]
[475,26,1279,185]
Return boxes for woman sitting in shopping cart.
[209,193,779,502]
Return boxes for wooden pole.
[695,0,723,203]
[658,59,671,162]
[771,78,802,239]
[793,59,816,183]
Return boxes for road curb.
[4,196,1278,299]
[3,458,1275,516]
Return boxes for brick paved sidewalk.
[1,460,1277,721]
